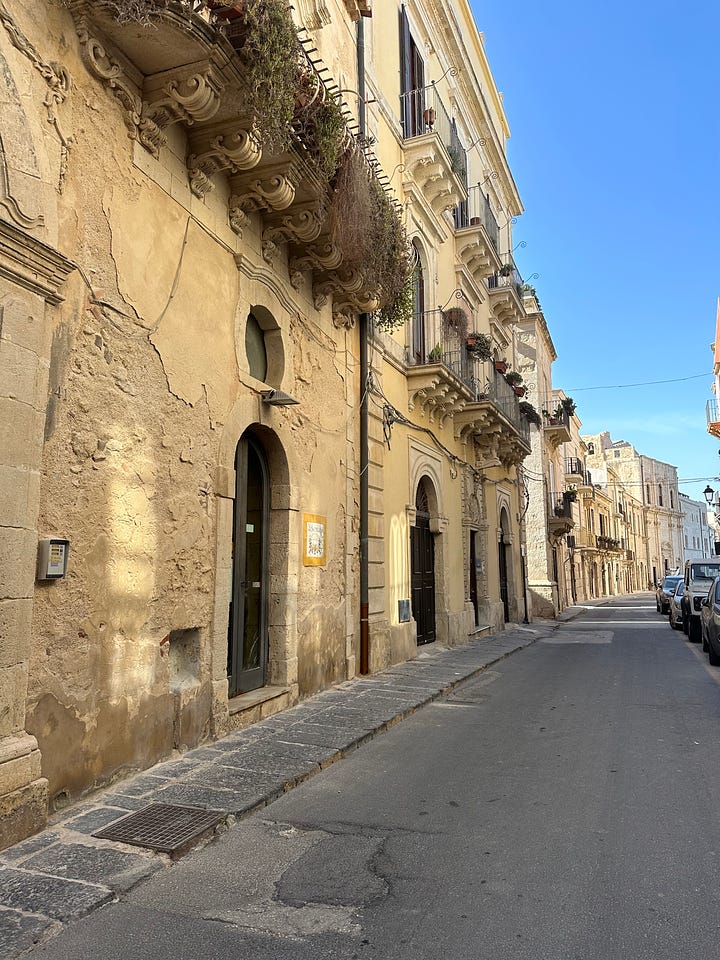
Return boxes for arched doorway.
[228,430,270,696]
[411,477,436,645]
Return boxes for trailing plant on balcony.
[519,401,542,427]
[330,147,413,331]
[441,306,469,342]
[220,0,301,151]
[447,144,467,180]
[465,331,492,361]
[297,93,348,181]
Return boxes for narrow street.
[23,594,720,959]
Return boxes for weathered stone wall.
[0,0,358,812]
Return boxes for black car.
[656,575,683,614]
[700,576,720,666]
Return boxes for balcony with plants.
[486,253,526,325]
[454,184,502,284]
[540,396,576,447]
[547,490,575,538]
[399,83,468,230]
[65,0,411,327]
[405,305,485,422]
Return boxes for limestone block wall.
[0,0,360,815]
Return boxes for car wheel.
[670,616,679,631]
[682,611,689,635]
[689,618,701,643]
[709,638,720,667]
[656,600,661,613]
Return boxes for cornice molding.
[0,217,76,304]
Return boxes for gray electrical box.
[37,538,70,580]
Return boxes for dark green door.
[228,433,269,697]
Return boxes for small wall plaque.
[398,599,411,622]
[303,513,326,566]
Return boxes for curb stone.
[0,623,552,958]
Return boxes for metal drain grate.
[93,803,225,858]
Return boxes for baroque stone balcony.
[454,185,502,284]
[547,491,575,539]
[486,256,526,326]
[400,85,467,240]
[65,0,384,324]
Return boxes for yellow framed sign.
[303,513,326,566]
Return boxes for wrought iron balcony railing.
[707,398,719,428]
[454,186,499,249]
[565,457,585,477]
[400,84,467,181]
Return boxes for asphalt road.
[24,595,720,959]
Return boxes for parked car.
[668,579,684,630]
[683,558,720,642]
[700,577,720,665]
[656,574,683,614]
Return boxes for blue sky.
[469,1,720,506]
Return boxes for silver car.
[669,579,684,630]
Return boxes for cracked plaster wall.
[5,2,357,808]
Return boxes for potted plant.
[565,486,578,503]
[519,401,542,427]
[505,371,523,386]
[494,358,508,374]
[561,396,577,417]
[499,262,513,278]
[428,344,443,362]
[513,385,526,397]
[465,331,492,361]
[469,216,481,226]
[423,107,436,128]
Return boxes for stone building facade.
[0,0,540,846]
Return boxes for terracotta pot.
[513,385,526,397]
[469,216,481,226]
[423,108,436,128]
[494,360,507,374]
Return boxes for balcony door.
[400,5,425,137]
[228,432,269,697]
[412,251,426,363]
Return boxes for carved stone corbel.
[143,61,224,130]
[262,202,326,247]
[229,162,300,214]
[188,125,262,197]
[288,238,343,277]
[75,22,164,153]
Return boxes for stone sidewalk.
[0,614,592,958]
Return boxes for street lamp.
[704,485,715,506]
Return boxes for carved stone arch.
[408,440,445,531]
[212,396,302,726]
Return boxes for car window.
[715,580,720,603]
[675,581,684,598]
[691,563,720,582]
[664,577,681,590]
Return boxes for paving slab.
[0,867,113,921]
[0,623,543,958]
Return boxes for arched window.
[658,484,663,507]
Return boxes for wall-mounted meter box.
[37,539,70,581]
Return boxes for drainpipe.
[357,17,370,675]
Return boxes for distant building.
[583,434,683,585]
[679,493,716,560]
